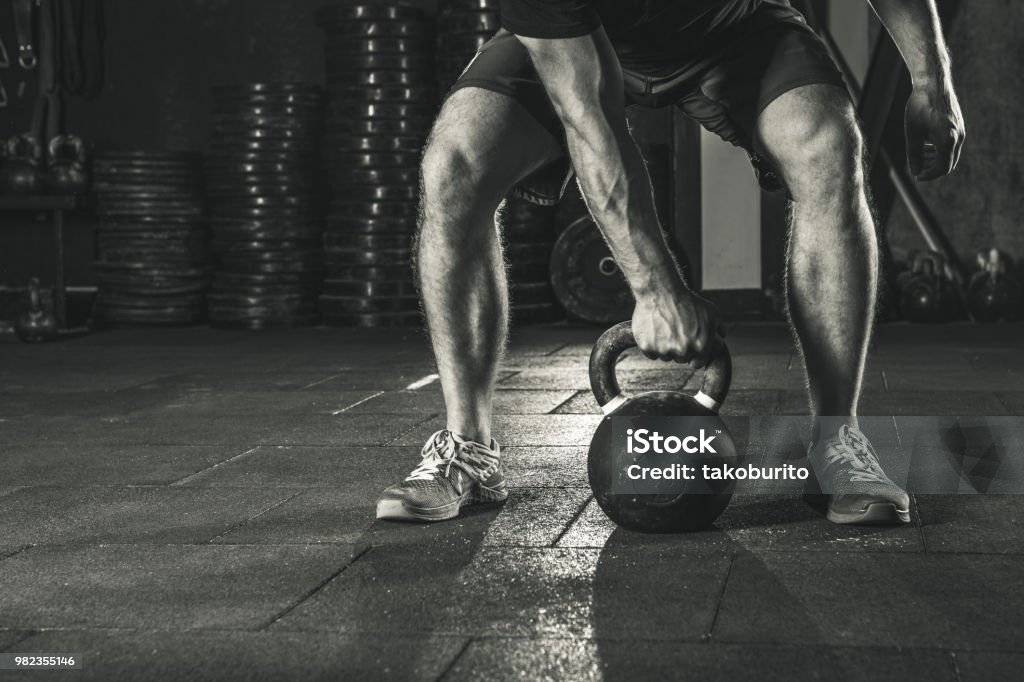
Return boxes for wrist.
[633,261,689,301]
[910,58,952,90]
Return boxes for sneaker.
[376,430,508,522]
[807,424,911,525]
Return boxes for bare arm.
[868,0,965,179]
[517,30,718,360]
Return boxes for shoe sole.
[376,483,508,522]
[827,502,911,526]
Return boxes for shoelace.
[405,430,484,483]
[824,425,891,484]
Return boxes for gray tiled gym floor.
[2,322,1023,680]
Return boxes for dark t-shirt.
[499,0,766,69]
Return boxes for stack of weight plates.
[205,82,325,329]
[91,150,210,326]
[317,3,435,327]
[502,197,563,324]
[436,0,500,92]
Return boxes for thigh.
[436,30,572,205]
[674,8,847,190]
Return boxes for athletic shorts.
[447,1,847,202]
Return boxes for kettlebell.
[967,249,1022,324]
[898,251,955,323]
[0,134,44,195]
[47,135,90,194]
[587,321,736,533]
[15,278,58,343]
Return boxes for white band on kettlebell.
[694,391,721,413]
[601,394,628,415]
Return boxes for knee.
[778,112,865,201]
[420,132,499,216]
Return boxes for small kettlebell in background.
[967,248,1022,323]
[15,278,58,343]
[898,251,956,323]
[47,135,90,194]
[0,134,44,195]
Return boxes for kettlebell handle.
[589,321,732,415]
[48,134,86,163]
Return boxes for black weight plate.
[318,294,419,314]
[212,225,323,242]
[211,112,319,127]
[214,238,319,253]
[212,271,319,288]
[206,152,319,167]
[330,166,419,186]
[210,139,318,155]
[321,311,421,327]
[216,262,323,276]
[211,126,322,142]
[326,152,420,169]
[510,281,555,306]
[329,101,434,121]
[207,185,321,201]
[207,311,319,327]
[98,149,199,159]
[324,53,429,72]
[443,0,500,11]
[325,216,414,233]
[93,260,210,276]
[98,218,208,232]
[439,12,500,34]
[321,278,417,298]
[324,232,412,250]
[325,70,430,87]
[322,20,429,38]
[323,247,411,266]
[99,207,206,219]
[97,291,206,308]
[509,261,550,283]
[212,82,321,95]
[325,118,431,137]
[315,4,423,26]
[329,85,434,103]
[92,170,200,184]
[210,203,321,217]
[329,201,417,219]
[506,242,554,263]
[335,184,418,203]
[326,38,429,55]
[549,217,634,324]
[204,160,317,175]
[323,135,423,153]
[439,33,491,55]
[208,291,307,306]
[208,299,318,315]
[213,91,322,105]
[211,106,322,121]
[99,281,207,297]
[510,302,563,325]
[326,264,413,281]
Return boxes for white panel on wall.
[699,129,761,290]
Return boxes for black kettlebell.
[967,249,1021,323]
[899,251,954,323]
[15,278,58,343]
[587,321,736,533]
[0,134,44,195]
[47,135,90,194]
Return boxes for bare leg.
[755,84,877,437]
[418,88,562,444]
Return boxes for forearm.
[868,0,951,87]
[520,32,685,298]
